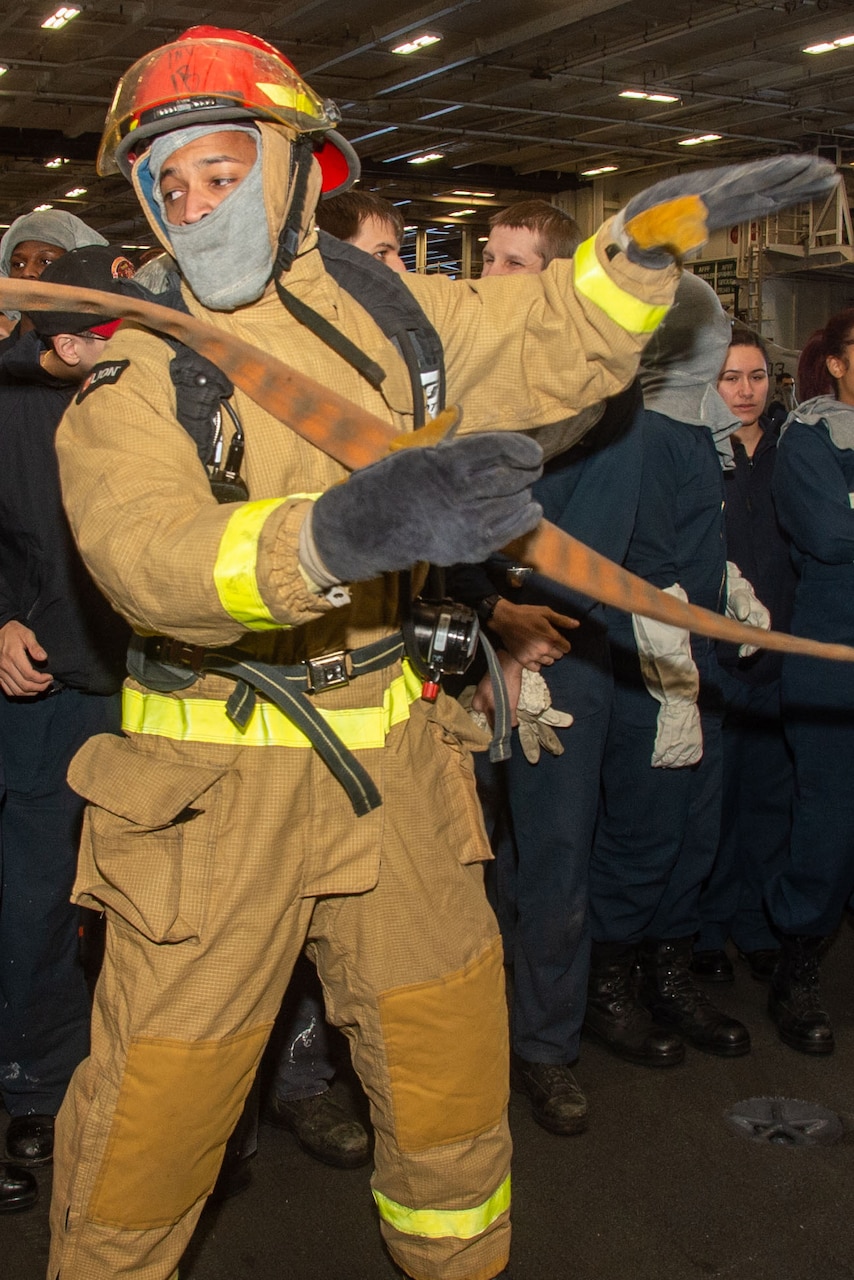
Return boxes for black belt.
[137,633,407,817]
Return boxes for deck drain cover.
[725,1097,843,1146]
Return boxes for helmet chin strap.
[274,135,315,275]
[273,133,386,390]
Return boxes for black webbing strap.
[144,633,406,817]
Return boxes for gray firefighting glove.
[516,669,574,764]
[725,560,771,658]
[612,156,838,268]
[306,433,543,584]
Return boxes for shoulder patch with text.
[76,359,131,404]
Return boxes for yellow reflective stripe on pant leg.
[122,663,423,749]
[213,496,308,631]
[373,1174,511,1241]
[573,234,669,334]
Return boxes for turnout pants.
[49,702,511,1280]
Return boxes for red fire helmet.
[98,25,359,196]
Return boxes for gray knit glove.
[613,156,838,267]
[309,433,543,583]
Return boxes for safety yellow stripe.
[373,1174,511,1241]
[212,498,288,630]
[122,663,423,750]
[573,235,669,335]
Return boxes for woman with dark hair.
[765,307,854,1053]
[692,328,797,985]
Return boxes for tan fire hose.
[4,276,853,665]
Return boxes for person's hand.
[471,649,524,727]
[0,621,53,697]
[488,600,579,672]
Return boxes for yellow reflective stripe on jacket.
[573,235,669,335]
[213,494,320,631]
[122,662,422,750]
[373,1174,511,1241]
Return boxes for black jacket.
[0,330,128,693]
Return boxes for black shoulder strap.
[317,231,445,427]
[159,285,235,468]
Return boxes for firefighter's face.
[157,130,258,226]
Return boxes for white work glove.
[725,560,771,658]
[516,669,574,764]
[632,584,702,769]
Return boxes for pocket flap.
[68,734,229,828]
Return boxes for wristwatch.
[476,593,502,627]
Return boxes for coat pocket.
[69,734,230,943]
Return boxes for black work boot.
[584,942,684,1067]
[639,938,751,1057]
[768,935,834,1055]
[510,1056,588,1135]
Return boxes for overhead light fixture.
[409,152,444,164]
[0,65,8,77]
[350,126,398,143]
[41,6,81,30]
[620,89,679,103]
[451,189,496,198]
[679,133,722,146]
[448,208,476,217]
[34,203,53,212]
[404,224,417,231]
[392,34,441,55]
[803,34,854,53]
[64,186,87,197]
[45,156,69,168]
[581,164,618,176]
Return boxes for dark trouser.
[697,680,792,952]
[0,687,121,1116]
[766,706,854,937]
[484,700,610,1065]
[272,953,337,1101]
[589,679,723,944]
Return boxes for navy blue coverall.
[767,410,854,937]
[589,406,727,945]
[696,420,797,954]
[451,385,643,1064]
[0,331,126,1118]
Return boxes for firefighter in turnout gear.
[46,25,837,1280]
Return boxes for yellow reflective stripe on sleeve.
[213,494,321,631]
[373,1174,511,1241]
[122,662,423,750]
[573,234,669,335]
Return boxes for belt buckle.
[306,650,349,693]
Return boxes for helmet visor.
[99,34,338,176]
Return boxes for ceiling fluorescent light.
[620,89,678,103]
[0,65,8,77]
[34,203,53,212]
[45,156,68,168]
[679,133,722,146]
[581,165,618,176]
[41,6,81,30]
[451,189,496,198]
[64,186,86,197]
[448,209,476,217]
[392,34,441,56]
[804,34,854,53]
[409,152,444,164]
